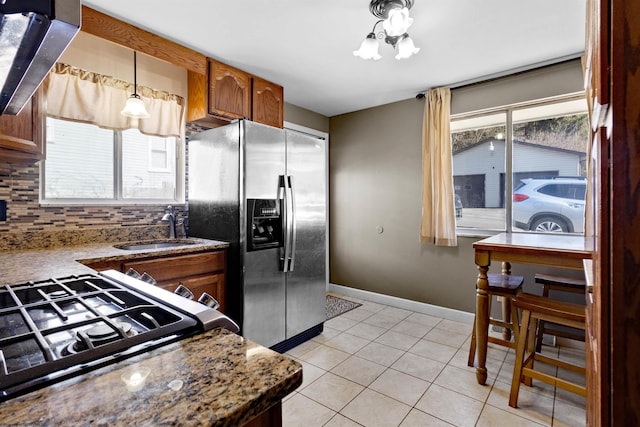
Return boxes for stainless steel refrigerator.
[188,120,327,350]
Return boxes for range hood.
[0,0,80,115]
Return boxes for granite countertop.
[0,231,301,426]
[0,328,303,426]
[0,236,229,285]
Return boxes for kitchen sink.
[114,240,197,250]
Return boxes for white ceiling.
[82,0,586,118]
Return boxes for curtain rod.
[415,52,583,99]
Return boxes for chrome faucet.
[161,205,177,239]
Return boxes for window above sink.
[41,118,184,205]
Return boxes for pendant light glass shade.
[395,35,420,60]
[121,51,149,119]
[382,7,413,36]
[121,94,150,118]
[353,33,382,60]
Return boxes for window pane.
[511,100,589,234]
[45,118,114,199]
[451,113,507,231]
[122,129,177,199]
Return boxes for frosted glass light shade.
[121,94,150,118]
[383,7,413,36]
[353,33,382,60]
[395,35,420,60]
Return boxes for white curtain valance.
[44,63,184,138]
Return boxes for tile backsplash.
[0,122,212,250]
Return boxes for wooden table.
[472,232,592,385]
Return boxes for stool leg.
[510,298,519,345]
[522,316,538,387]
[509,309,531,408]
[467,316,477,367]
[501,296,512,342]
[535,285,550,352]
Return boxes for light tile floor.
[283,295,586,427]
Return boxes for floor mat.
[326,295,362,320]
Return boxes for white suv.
[512,177,586,233]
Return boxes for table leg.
[502,261,511,275]
[475,263,490,385]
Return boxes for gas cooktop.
[0,271,238,401]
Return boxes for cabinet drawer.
[123,251,225,282]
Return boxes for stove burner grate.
[63,321,137,355]
[0,272,202,402]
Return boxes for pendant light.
[121,51,150,119]
[353,0,420,61]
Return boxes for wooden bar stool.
[509,293,586,408]
[467,273,523,367]
[534,273,586,351]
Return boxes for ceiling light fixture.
[353,0,420,60]
[121,51,150,119]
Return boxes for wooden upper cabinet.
[252,76,284,129]
[0,86,45,164]
[208,60,252,121]
[187,60,251,127]
[187,59,284,128]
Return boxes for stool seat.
[467,274,524,367]
[487,273,525,293]
[514,293,585,326]
[534,273,586,291]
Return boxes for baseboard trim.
[328,283,474,324]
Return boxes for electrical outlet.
[0,200,6,221]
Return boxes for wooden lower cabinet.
[87,250,226,313]
[242,402,282,427]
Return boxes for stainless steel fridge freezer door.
[242,121,288,347]
[285,129,327,338]
[188,123,245,333]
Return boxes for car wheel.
[531,217,569,233]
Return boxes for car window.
[537,183,585,200]
[538,184,562,197]
[573,185,586,200]
[514,181,527,192]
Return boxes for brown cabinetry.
[207,61,252,121]
[584,0,640,425]
[252,76,284,129]
[0,86,44,164]
[87,250,227,313]
[188,59,284,128]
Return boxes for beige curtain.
[420,87,457,246]
[44,63,184,138]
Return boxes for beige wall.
[284,103,330,132]
[60,32,187,98]
[328,59,586,313]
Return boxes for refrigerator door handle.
[278,175,289,272]
[288,175,297,271]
